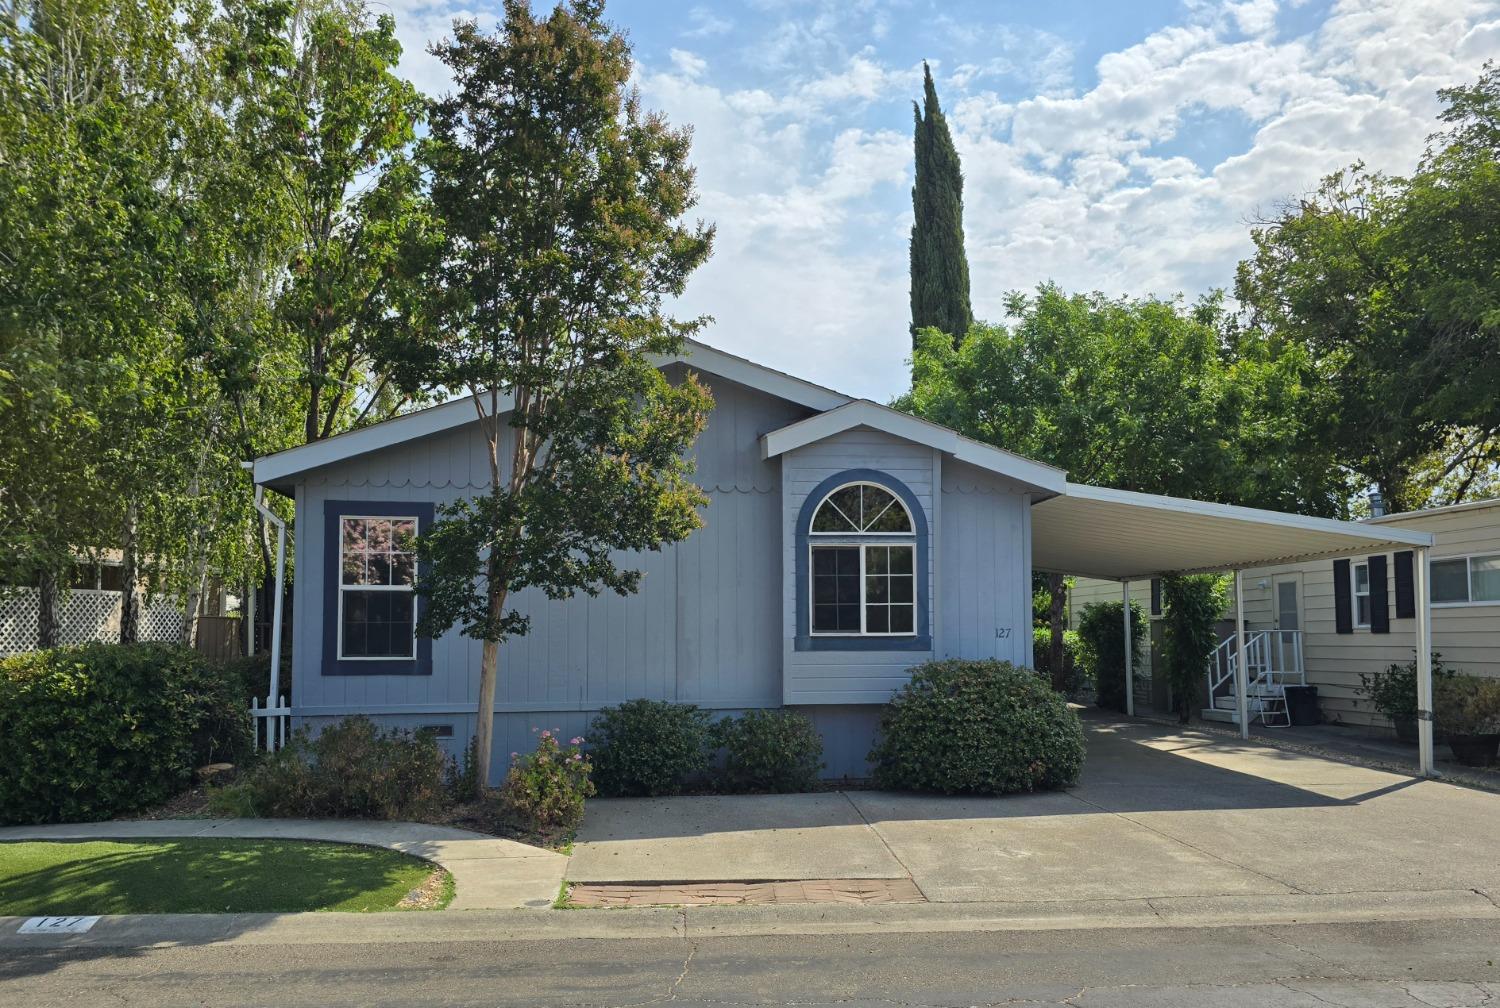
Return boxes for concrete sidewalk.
[0,819,566,910]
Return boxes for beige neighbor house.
[1070,497,1500,734]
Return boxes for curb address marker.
[18,916,100,935]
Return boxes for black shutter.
[1369,554,1390,633]
[1394,550,1415,619]
[1150,577,1162,616]
[1333,559,1353,634]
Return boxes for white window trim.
[807,481,916,537]
[808,541,918,638]
[1430,552,1500,608]
[337,514,419,662]
[1351,561,1371,629]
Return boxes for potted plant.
[1359,652,1455,743]
[1434,674,1500,767]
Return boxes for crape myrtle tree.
[411,0,716,792]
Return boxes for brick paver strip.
[567,878,924,907]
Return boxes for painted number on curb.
[18,916,99,935]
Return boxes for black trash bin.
[1283,685,1320,726]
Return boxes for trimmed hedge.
[869,659,1085,794]
[716,709,824,793]
[1076,601,1144,712]
[588,699,715,797]
[0,643,250,825]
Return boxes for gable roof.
[253,339,853,490]
[758,400,1068,497]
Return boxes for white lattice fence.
[0,587,185,654]
[139,598,187,643]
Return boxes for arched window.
[809,482,917,636]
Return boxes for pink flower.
[570,753,582,762]
[570,737,584,745]
[510,751,518,759]
[540,729,552,738]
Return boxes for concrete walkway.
[0,819,566,910]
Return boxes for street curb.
[4,887,1496,948]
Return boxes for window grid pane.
[339,515,418,658]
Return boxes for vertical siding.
[289,373,810,778]
[938,460,1031,665]
[780,428,937,703]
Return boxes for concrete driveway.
[568,712,1500,905]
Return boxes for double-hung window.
[339,516,418,660]
[809,483,916,636]
[1352,561,1371,627]
[1431,553,1500,605]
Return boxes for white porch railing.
[1205,629,1305,726]
[251,694,291,753]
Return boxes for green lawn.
[0,838,452,914]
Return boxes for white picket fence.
[251,694,292,753]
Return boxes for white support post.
[1415,546,1435,777]
[1122,579,1134,717]
[1234,570,1250,740]
[254,487,287,708]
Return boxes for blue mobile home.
[252,339,1436,778]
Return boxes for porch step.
[1201,707,1239,724]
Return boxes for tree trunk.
[180,564,208,648]
[1047,573,1067,693]
[36,567,59,649]
[120,500,140,644]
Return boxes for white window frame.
[808,482,918,638]
[1351,561,1371,628]
[1430,552,1500,608]
[337,514,419,662]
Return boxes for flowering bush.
[498,730,595,832]
[869,659,1084,794]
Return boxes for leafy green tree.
[213,0,438,443]
[1159,574,1228,723]
[909,62,972,348]
[411,1,715,792]
[0,0,208,643]
[902,285,1340,671]
[1236,63,1500,513]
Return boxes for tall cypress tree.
[909,62,973,348]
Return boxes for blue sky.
[389,0,1500,400]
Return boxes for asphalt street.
[4,916,1499,1007]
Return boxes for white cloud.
[376,0,1500,401]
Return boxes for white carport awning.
[1032,483,1434,580]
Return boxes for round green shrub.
[716,709,824,793]
[0,643,251,825]
[868,659,1085,794]
[588,699,714,797]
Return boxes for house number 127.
[994,627,1011,638]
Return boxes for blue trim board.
[322,499,435,677]
[794,468,931,652]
